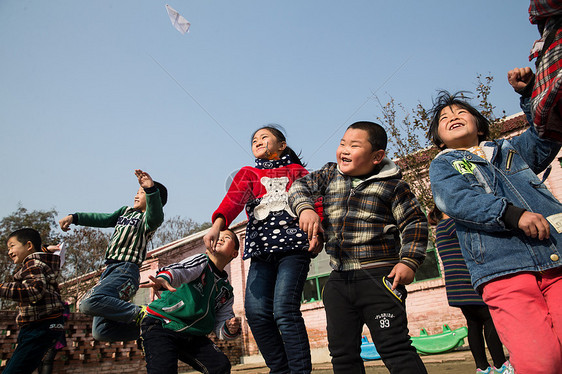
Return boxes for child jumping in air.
[429,67,562,374]
[289,121,428,374]
[59,169,166,342]
[1,228,65,374]
[139,228,241,374]
[203,125,321,374]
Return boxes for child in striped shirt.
[59,169,166,342]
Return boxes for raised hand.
[135,169,155,189]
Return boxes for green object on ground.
[410,324,468,355]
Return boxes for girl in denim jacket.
[429,68,562,374]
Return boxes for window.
[413,245,441,282]
[302,242,442,303]
[302,250,331,303]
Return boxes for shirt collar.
[255,154,292,169]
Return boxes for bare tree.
[150,215,211,249]
[377,73,505,213]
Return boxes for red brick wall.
[0,312,242,373]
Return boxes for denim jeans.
[79,261,141,342]
[323,267,427,374]
[245,251,312,374]
[3,316,64,374]
[140,316,231,374]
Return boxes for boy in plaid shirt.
[1,228,64,374]
[289,121,428,374]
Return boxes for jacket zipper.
[177,273,219,332]
[338,186,356,269]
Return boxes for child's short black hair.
[428,91,491,150]
[225,228,240,252]
[251,124,306,167]
[154,181,168,206]
[347,121,387,151]
[8,228,42,252]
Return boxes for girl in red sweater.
[204,125,321,374]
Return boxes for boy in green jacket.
[139,229,241,374]
[59,169,166,342]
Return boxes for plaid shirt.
[288,160,427,271]
[528,0,562,142]
[0,252,63,325]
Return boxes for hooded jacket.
[289,159,428,271]
[0,252,63,325]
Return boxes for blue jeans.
[79,261,141,342]
[4,316,64,374]
[245,251,312,374]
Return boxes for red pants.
[482,268,562,374]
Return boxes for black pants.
[323,267,427,374]
[460,305,506,370]
[3,316,64,374]
[140,316,231,374]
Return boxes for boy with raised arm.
[59,169,166,342]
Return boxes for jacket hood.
[26,252,61,273]
[337,157,401,181]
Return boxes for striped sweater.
[73,186,164,266]
[435,218,485,306]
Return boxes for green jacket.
[146,254,237,338]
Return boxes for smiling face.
[133,187,147,212]
[437,104,482,150]
[7,236,33,264]
[337,128,385,176]
[252,129,287,160]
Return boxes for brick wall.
[0,312,242,373]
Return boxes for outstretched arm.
[139,275,177,300]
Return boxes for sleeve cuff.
[400,258,420,272]
[515,76,535,98]
[144,185,158,194]
[156,272,172,285]
[502,203,526,230]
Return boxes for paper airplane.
[166,4,191,35]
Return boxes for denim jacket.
[429,100,562,290]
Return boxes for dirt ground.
[228,348,482,374]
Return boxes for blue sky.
[0,1,538,225]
